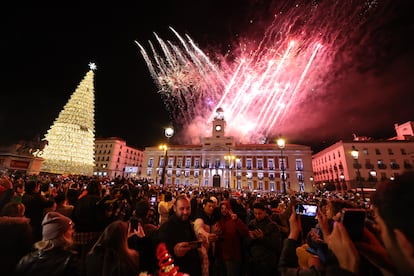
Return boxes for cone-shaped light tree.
[40,63,96,175]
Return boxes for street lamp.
[277,136,286,194]
[340,172,345,191]
[351,146,365,202]
[165,127,174,139]
[159,144,168,186]
[235,158,241,189]
[224,149,236,189]
[159,126,174,186]
[310,176,315,191]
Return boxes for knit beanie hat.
[42,212,73,240]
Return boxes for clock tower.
[212,107,226,138]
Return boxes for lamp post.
[340,172,345,192]
[235,158,240,189]
[159,127,174,186]
[351,146,365,202]
[277,136,286,194]
[224,149,236,189]
[159,144,168,186]
[310,176,315,191]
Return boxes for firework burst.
[137,0,386,144]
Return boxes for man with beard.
[245,202,282,276]
[155,194,202,276]
[194,198,220,276]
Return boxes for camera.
[296,203,318,217]
[341,208,366,241]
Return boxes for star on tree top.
[88,62,97,70]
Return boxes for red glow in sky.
[138,1,385,144]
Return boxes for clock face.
[215,125,222,131]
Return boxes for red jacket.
[216,214,249,261]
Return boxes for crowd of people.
[0,169,413,275]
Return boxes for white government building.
[143,108,313,193]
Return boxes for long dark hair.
[89,220,139,276]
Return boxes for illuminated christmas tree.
[40,63,96,175]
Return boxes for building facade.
[94,137,144,178]
[312,121,414,193]
[143,109,313,192]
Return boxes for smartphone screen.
[150,195,157,206]
[296,203,318,216]
[341,208,366,241]
[130,217,139,232]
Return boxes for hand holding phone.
[341,208,366,241]
[296,203,318,217]
[188,240,202,249]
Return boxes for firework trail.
[137,0,389,144]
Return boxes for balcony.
[378,163,387,169]
[404,163,413,169]
[365,163,374,169]
[390,163,400,170]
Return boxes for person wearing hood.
[15,211,80,276]
[215,200,249,276]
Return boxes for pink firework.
[137,0,386,144]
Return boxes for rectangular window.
[375,148,381,155]
[401,148,407,155]
[177,158,183,168]
[246,159,252,169]
[236,159,242,169]
[194,159,200,168]
[214,158,220,168]
[194,171,199,177]
[257,159,263,170]
[185,158,191,168]
[237,180,242,190]
[295,159,303,171]
[168,157,174,168]
[388,148,394,155]
[377,160,386,169]
[159,157,165,167]
[205,159,210,168]
[268,159,274,170]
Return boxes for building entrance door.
[213,174,221,187]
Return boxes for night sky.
[1,1,413,152]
